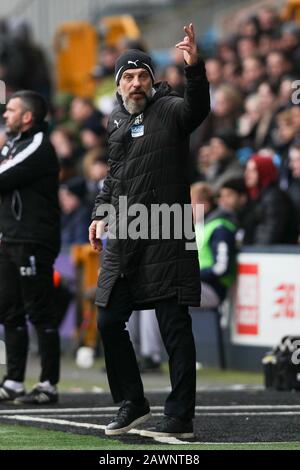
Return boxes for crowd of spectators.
[193,5,300,244]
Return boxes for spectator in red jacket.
[242,155,297,244]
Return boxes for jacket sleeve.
[157,60,210,136]
[0,133,57,192]
[91,170,112,221]
[176,60,210,134]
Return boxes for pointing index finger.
[184,23,195,41]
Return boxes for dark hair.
[10,90,48,124]
[221,177,247,194]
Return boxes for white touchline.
[3,415,146,438]
[152,438,299,446]
[0,407,122,414]
[0,416,203,445]
[2,411,300,419]
[4,415,107,430]
[198,405,300,410]
[1,415,297,447]
[1,404,300,415]
[196,412,300,416]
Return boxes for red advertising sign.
[273,283,296,319]
[236,263,259,335]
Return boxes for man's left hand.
[175,23,198,66]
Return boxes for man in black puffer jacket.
[0,91,61,405]
[89,24,210,438]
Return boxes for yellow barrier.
[282,0,300,23]
[54,22,98,97]
[71,243,101,348]
[100,14,140,46]
[54,15,141,97]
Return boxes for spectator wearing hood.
[242,155,297,244]
[59,176,90,247]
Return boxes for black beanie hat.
[115,49,155,85]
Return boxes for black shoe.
[105,399,151,436]
[14,386,58,405]
[0,384,25,402]
[140,415,194,438]
[138,357,162,374]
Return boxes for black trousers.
[98,276,196,421]
[0,242,60,385]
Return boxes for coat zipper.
[118,121,132,279]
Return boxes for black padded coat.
[0,124,60,255]
[92,60,210,308]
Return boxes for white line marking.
[2,411,300,419]
[36,414,119,418]
[0,416,215,445]
[200,405,300,410]
[3,416,145,438]
[2,415,299,447]
[196,412,300,416]
[1,404,300,415]
[153,437,197,445]
[0,407,122,414]
[152,438,300,445]
[4,415,106,430]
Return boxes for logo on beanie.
[128,60,139,67]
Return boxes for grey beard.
[123,96,147,115]
[122,88,156,115]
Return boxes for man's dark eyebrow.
[123,71,149,77]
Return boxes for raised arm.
[173,23,210,134]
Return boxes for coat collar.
[7,121,48,142]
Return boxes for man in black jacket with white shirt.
[0,90,61,404]
[89,24,210,438]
